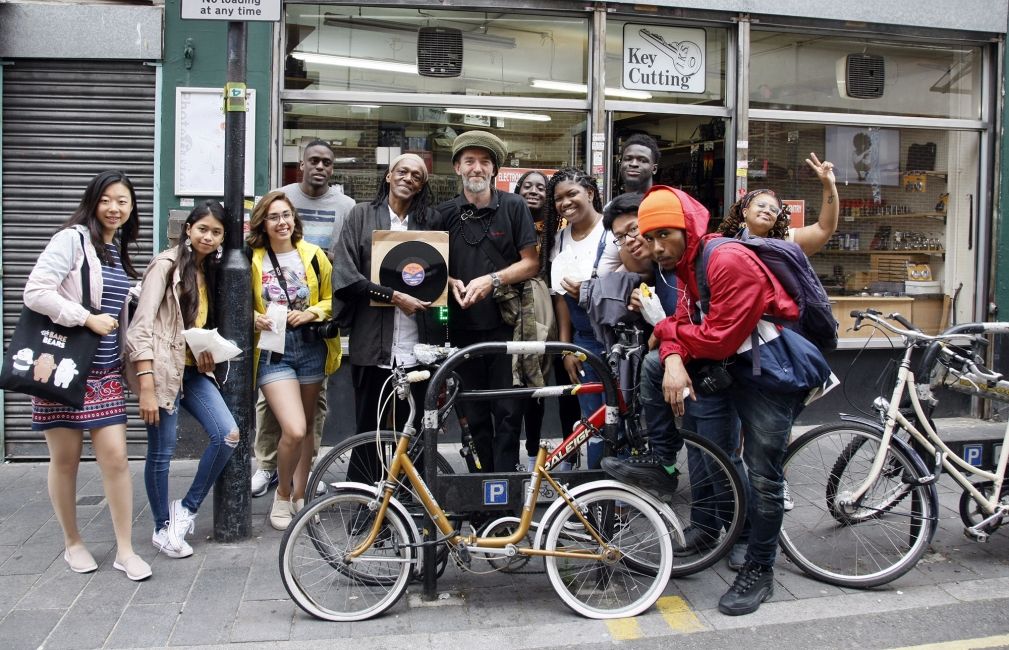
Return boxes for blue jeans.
[640,349,683,464]
[573,330,607,469]
[682,390,745,541]
[144,367,239,531]
[729,383,805,567]
[257,328,327,387]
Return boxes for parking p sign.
[483,480,508,506]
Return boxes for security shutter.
[1,59,156,459]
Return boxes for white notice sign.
[622,24,706,94]
[181,0,281,22]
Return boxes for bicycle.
[305,329,745,578]
[780,309,1009,588]
[279,342,675,621]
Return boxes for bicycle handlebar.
[849,310,980,343]
[405,370,431,383]
[848,310,1009,385]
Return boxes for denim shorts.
[257,328,327,387]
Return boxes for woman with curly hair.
[546,167,622,467]
[718,152,838,255]
[249,190,339,530]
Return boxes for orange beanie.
[637,185,685,234]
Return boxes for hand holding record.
[391,291,431,316]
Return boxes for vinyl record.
[378,240,447,303]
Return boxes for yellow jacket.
[250,240,341,380]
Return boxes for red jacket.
[653,190,798,365]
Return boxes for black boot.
[718,561,774,616]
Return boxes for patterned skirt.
[31,366,127,431]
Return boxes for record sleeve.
[370,230,449,307]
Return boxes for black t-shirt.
[431,190,537,331]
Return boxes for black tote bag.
[0,232,102,409]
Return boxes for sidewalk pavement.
[3,418,1009,649]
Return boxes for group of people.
[23,141,352,580]
[22,127,840,617]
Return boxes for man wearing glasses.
[251,140,356,498]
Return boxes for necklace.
[458,208,493,246]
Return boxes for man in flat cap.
[429,130,539,474]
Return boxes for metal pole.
[735,15,751,201]
[213,20,252,541]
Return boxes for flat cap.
[451,130,507,173]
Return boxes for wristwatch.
[490,272,502,289]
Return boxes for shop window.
[750,32,982,120]
[749,121,979,336]
[284,5,588,98]
[612,113,727,222]
[283,103,587,204]
[604,19,727,105]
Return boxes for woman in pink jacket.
[22,170,150,581]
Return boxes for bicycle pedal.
[964,526,990,543]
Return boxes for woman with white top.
[545,167,622,468]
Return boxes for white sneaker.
[782,479,795,512]
[251,469,277,497]
[315,480,326,497]
[269,494,294,531]
[168,500,197,551]
[152,527,193,559]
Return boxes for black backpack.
[696,229,838,352]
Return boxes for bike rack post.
[420,341,622,600]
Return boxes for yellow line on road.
[656,596,706,633]
[606,617,642,640]
[889,634,1009,650]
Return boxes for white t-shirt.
[549,217,621,294]
[261,249,309,310]
[386,206,419,368]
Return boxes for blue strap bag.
[730,323,831,395]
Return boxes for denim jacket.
[125,249,189,412]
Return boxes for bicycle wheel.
[544,488,671,619]
[665,431,746,577]
[279,491,414,621]
[826,436,912,524]
[308,430,455,503]
[780,423,937,588]
[825,415,934,524]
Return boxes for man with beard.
[618,133,660,194]
[250,140,356,498]
[430,131,539,473]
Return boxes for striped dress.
[31,244,130,430]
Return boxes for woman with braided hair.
[718,152,838,256]
[546,167,622,468]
